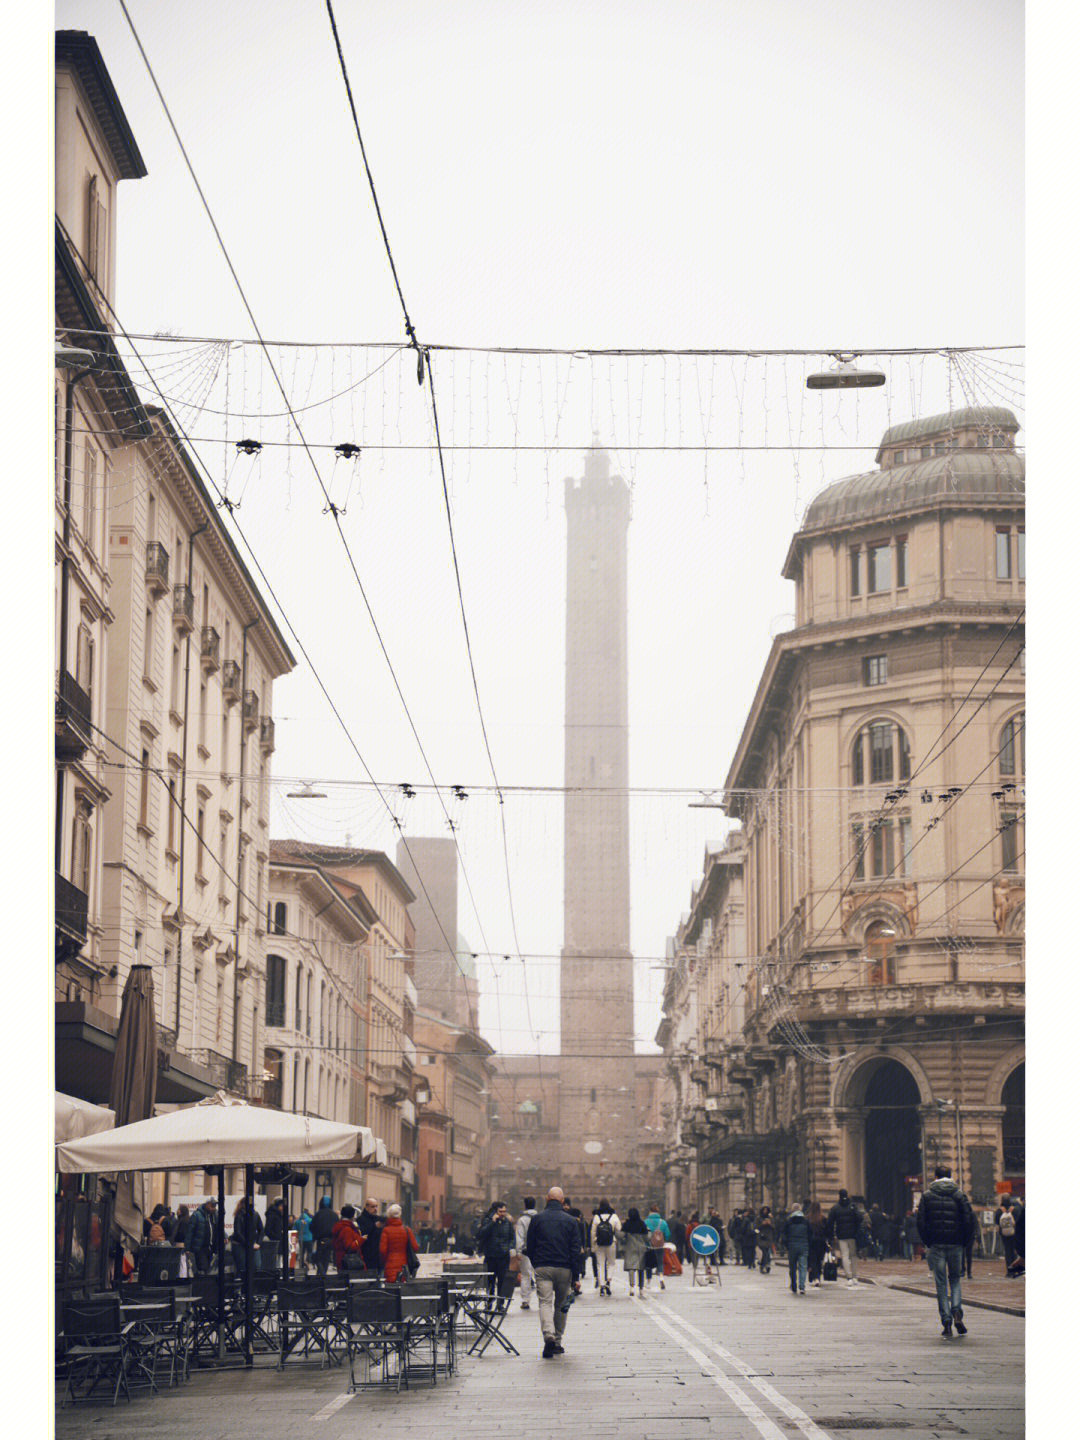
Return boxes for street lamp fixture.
[55,345,98,370]
[806,353,886,390]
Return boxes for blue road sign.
[690,1224,720,1256]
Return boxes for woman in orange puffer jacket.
[379,1205,419,1283]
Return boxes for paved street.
[55,1264,1024,1440]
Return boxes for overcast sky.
[44,0,1026,1057]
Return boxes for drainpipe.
[231,618,259,1072]
[55,351,98,870]
[174,521,210,1037]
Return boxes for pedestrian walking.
[298,1206,314,1273]
[571,1207,598,1287]
[622,1208,650,1295]
[781,1200,811,1294]
[757,1207,775,1274]
[523,1186,583,1358]
[379,1204,420,1283]
[668,1209,686,1264]
[707,1210,727,1265]
[996,1198,1020,1274]
[806,1201,828,1286]
[591,1199,620,1295]
[332,1204,367,1274]
[729,1209,744,1264]
[684,1211,702,1281]
[826,1189,866,1289]
[230,1196,263,1275]
[644,1205,670,1290]
[358,1197,383,1275]
[477,1200,516,1295]
[740,1208,758,1269]
[185,1196,216,1274]
[916,1165,976,1338]
[311,1195,338,1276]
[516,1197,538,1308]
[902,1207,920,1261]
[868,1203,888,1261]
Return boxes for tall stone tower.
[557,443,639,1203]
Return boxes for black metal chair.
[60,1294,135,1407]
[137,1246,184,1287]
[461,1290,519,1357]
[121,1296,175,1393]
[346,1284,411,1392]
[402,1277,456,1375]
[277,1278,342,1368]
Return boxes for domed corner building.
[717,406,1024,1221]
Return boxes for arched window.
[271,901,287,935]
[294,965,303,1031]
[999,714,1025,777]
[863,921,897,985]
[265,954,285,1027]
[852,720,911,786]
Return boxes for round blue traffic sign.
[690,1224,720,1256]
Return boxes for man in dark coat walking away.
[524,1185,583,1358]
[826,1190,866,1289]
[916,1166,976,1337]
[781,1201,812,1295]
[310,1195,338,1276]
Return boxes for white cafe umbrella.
[55,1091,115,1147]
[56,1090,369,1174]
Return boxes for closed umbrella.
[109,965,158,1256]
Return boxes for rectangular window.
[868,543,892,593]
[196,807,205,876]
[933,442,948,456]
[851,822,865,881]
[143,607,154,678]
[864,655,888,686]
[167,778,177,852]
[139,748,151,828]
[1001,810,1020,873]
[976,434,990,448]
[895,537,908,588]
[83,442,97,544]
[850,547,861,597]
[871,820,895,877]
[1017,530,1025,580]
[919,445,932,460]
[898,817,912,877]
[996,528,1011,578]
[869,723,894,784]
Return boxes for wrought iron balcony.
[55,871,88,945]
[200,626,220,673]
[221,660,241,704]
[55,669,92,760]
[189,1048,248,1093]
[259,716,275,753]
[172,584,194,634]
[145,541,169,597]
[242,690,259,732]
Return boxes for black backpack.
[595,1213,615,1247]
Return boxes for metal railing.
[172,584,194,630]
[145,541,169,593]
[55,872,88,943]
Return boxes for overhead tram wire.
[115,3,507,1044]
[324,0,539,1067]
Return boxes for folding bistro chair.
[346,1285,411,1392]
[463,1291,519,1357]
[277,1278,342,1368]
[60,1294,135,1407]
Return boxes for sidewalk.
[843,1255,1025,1315]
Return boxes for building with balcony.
[263,851,377,1212]
[677,407,1025,1219]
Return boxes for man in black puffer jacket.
[825,1190,865,1288]
[916,1166,976,1337]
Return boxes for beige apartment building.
[659,407,1025,1219]
[55,32,296,1115]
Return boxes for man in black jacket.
[310,1195,339,1276]
[916,1166,976,1337]
[476,1201,516,1296]
[524,1186,583,1358]
[826,1190,865,1289]
[781,1201,812,1295]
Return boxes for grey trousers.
[533,1265,573,1340]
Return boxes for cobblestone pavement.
[54,1264,1024,1440]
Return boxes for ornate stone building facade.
[658,408,1024,1217]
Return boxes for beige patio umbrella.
[108,964,158,1249]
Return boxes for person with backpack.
[644,1205,670,1290]
[516,1196,538,1308]
[591,1199,621,1295]
[826,1189,867,1288]
[916,1165,976,1337]
[996,1198,1019,1274]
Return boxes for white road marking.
[312,1391,357,1420]
[643,1305,792,1440]
[660,1303,836,1440]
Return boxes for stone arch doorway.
[1002,1062,1025,1191]
[846,1058,922,1216]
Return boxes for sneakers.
[521,1300,530,1309]
[553,1343,565,1354]
[941,1322,952,1338]
[660,1280,666,1290]
[542,1338,558,1359]
[952,1308,967,1336]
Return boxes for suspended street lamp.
[806,352,886,390]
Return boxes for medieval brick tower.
[488,445,665,1212]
